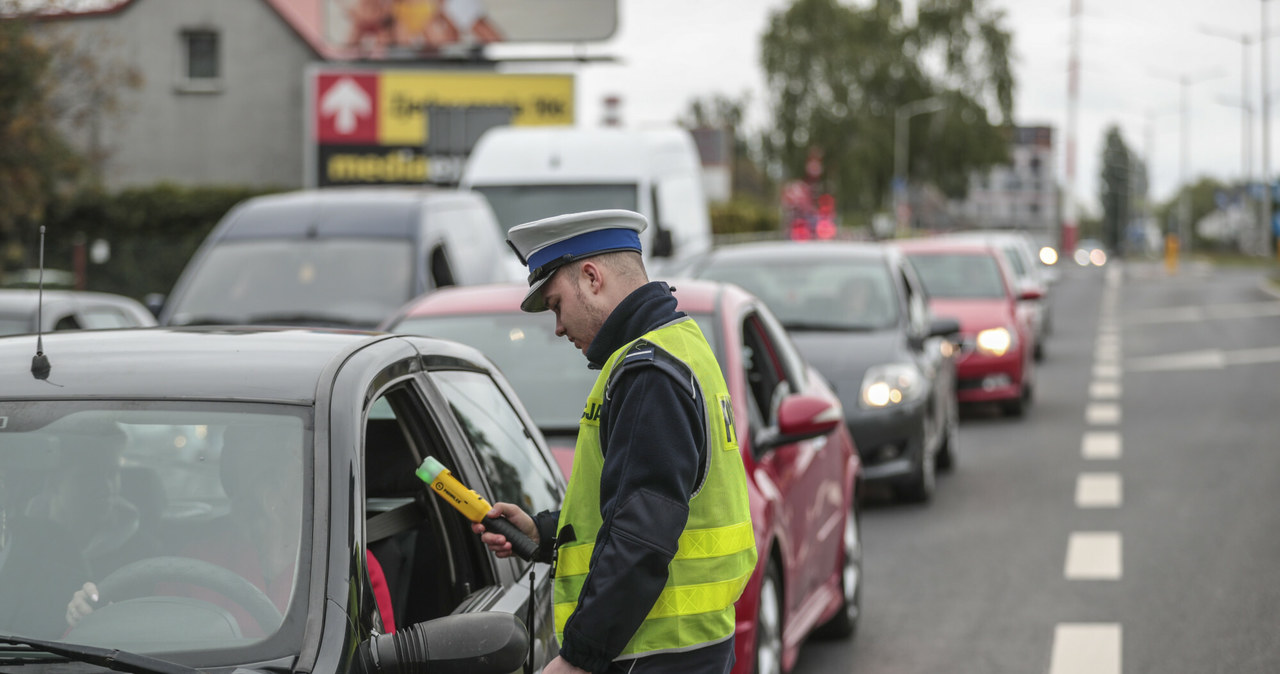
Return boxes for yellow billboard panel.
[378,72,574,145]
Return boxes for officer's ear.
[580,259,604,294]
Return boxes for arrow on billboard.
[321,77,371,135]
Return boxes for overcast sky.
[496,0,1277,216]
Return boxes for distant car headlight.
[975,327,1015,356]
[1090,249,1108,266]
[859,363,925,408]
[1074,249,1091,266]
[1039,246,1058,265]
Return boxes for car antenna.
[30,225,51,380]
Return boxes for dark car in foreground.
[892,238,1040,417]
[0,327,560,673]
[382,280,863,674]
[678,241,961,502]
[0,289,156,336]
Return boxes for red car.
[890,238,1041,417]
[382,280,863,674]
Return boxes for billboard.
[323,0,617,57]
[306,67,574,187]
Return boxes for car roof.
[385,279,737,326]
[0,327,457,402]
[219,187,477,240]
[889,237,1000,254]
[0,289,147,313]
[700,240,891,264]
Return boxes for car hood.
[926,298,1012,333]
[788,329,903,392]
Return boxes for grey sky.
[497,0,1274,217]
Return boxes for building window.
[177,29,221,92]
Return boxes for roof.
[888,238,999,254]
[386,279,733,325]
[701,240,890,264]
[217,187,470,240]
[0,327,390,401]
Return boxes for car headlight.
[1039,246,1058,265]
[975,327,1015,356]
[859,363,925,408]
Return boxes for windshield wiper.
[245,312,372,328]
[0,634,197,674]
[782,321,866,332]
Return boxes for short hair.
[572,250,648,283]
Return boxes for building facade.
[38,0,319,190]
[953,125,1058,236]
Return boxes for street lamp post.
[893,96,946,234]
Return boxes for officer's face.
[543,263,606,354]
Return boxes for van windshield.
[168,239,414,328]
[474,184,639,234]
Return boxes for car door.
[741,305,843,613]
[418,361,562,667]
[900,261,951,450]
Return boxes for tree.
[678,92,775,203]
[0,1,140,275]
[1099,125,1135,254]
[759,0,1014,220]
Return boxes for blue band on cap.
[526,228,642,273]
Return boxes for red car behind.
[381,280,863,674]
[890,238,1040,417]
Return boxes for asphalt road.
[791,259,1280,674]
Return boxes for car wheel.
[814,504,862,640]
[1002,383,1031,417]
[1034,340,1045,361]
[753,560,784,674]
[896,441,936,503]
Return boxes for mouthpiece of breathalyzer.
[416,456,538,561]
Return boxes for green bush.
[710,199,779,236]
[26,183,287,300]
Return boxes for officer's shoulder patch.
[607,340,698,401]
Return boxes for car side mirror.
[355,612,528,674]
[927,317,961,339]
[651,229,674,258]
[756,394,842,452]
[1018,287,1044,301]
[143,293,166,319]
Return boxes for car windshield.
[394,310,723,431]
[0,316,30,336]
[906,252,1008,300]
[695,258,899,331]
[473,184,639,235]
[0,401,310,662]
[168,239,414,328]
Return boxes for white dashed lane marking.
[1064,531,1123,580]
[1085,403,1121,425]
[1076,473,1122,508]
[1089,381,1121,399]
[1049,623,1122,674]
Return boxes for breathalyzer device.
[416,456,538,561]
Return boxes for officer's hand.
[542,656,589,674]
[66,582,99,628]
[470,502,537,558]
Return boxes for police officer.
[474,210,756,674]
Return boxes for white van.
[460,125,714,276]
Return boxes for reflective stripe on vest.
[554,317,757,658]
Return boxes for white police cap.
[506,209,648,313]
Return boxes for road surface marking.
[1093,363,1121,379]
[1095,344,1121,364]
[1076,473,1122,508]
[1125,301,1280,326]
[1126,345,1280,372]
[1086,403,1121,425]
[1049,623,1122,674]
[1065,532,1122,579]
[1082,432,1122,459]
[1090,381,1121,399]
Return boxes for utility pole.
[1263,0,1276,258]
[1151,69,1224,255]
[1063,0,1082,256]
[892,96,946,234]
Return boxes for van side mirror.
[651,229,674,258]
